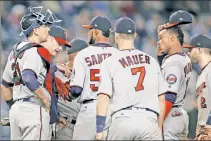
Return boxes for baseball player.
[55,39,89,140]
[156,10,193,140]
[68,16,118,140]
[0,7,68,140]
[41,25,74,137]
[183,34,211,140]
[95,17,167,140]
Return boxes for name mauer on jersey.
[119,53,150,68]
[85,53,112,66]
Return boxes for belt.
[64,117,76,125]
[15,97,46,108]
[82,99,95,104]
[172,105,182,108]
[121,106,158,116]
[71,119,76,124]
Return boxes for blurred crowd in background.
[1,1,211,140]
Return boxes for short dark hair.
[167,26,184,45]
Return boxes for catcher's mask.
[19,6,62,36]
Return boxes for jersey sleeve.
[97,60,113,98]
[207,72,211,94]
[22,48,43,76]
[161,62,183,94]
[70,53,85,88]
[158,70,168,95]
[2,52,14,87]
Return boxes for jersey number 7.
[90,67,146,92]
[131,67,146,91]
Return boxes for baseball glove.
[55,77,70,100]
[196,127,211,140]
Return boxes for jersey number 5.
[90,69,100,92]
[131,67,146,91]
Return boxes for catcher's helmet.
[19,6,62,36]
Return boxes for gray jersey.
[55,71,81,116]
[70,45,118,103]
[98,49,168,115]
[2,42,47,100]
[196,62,211,126]
[161,53,192,106]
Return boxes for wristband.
[96,115,106,133]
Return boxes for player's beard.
[89,36,95,45]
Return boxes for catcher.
[183,34,211,140]
[0,6,70,140]
[53,39,89,140]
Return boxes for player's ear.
[94,29,98,36]
[33,28,39,36]
[170,34,176,42]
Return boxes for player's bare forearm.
[158,94,165,129]
[97,94,110,116]
[34,87,48,100]
[34,87,50,110]
[0,84,13,100]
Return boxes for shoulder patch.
[166,74,177,84]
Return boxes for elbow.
[22,75,31,86]
[1,84,11,92]
[22,70,39,92]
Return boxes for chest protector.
[12,42,53,95]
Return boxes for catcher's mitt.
[196,127,211,140]
[55,77,70,101]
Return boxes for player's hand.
[57,117,67,128]
[42,98,50,112]
[157,23,168,34]
[56,64,71,78]
[95,132,104,140]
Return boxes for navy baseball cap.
[82,16,112,33]
[183,34,211,49]
[66,39,88,54]
[113,17,136,34]
[49,25,71,48]
[165,10,193,29]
